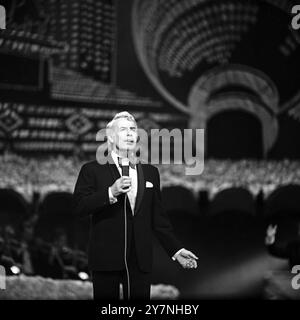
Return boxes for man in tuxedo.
[73,111,198,300]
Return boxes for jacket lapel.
[107,152,121,181]
[134,162,145,216]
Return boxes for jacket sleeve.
[73,163,110,217]
[152,167,183,258]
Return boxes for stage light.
[78,271,89,280]
[10,266,21,275]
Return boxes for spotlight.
[10,266,21,275]
[78,271,89,280]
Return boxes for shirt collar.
[111,150,136,169]
[111,150,119,167]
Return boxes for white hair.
[106,111,137,150]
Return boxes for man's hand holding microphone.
[110,158,132,198]
[110,176,132,197]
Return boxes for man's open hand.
[267,224,277,237]
[175,249,198,269]
[265,224,277,245]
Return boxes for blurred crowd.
[1,153,300,200]
[0,218,89,280]
[0,153,300,288]
[1,153,300,280]
[0,153,81,202]
[159,159,300,198]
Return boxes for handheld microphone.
[120,157,131,300]
[121,158,129,177]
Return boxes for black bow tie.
[117,157,136,170]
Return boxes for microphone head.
[121,158,129,176]
[121,158,129,167]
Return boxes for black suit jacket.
[73,155,182,272]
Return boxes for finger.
[186,251,199,259]
[120,186,132,192]
[186,259,196,269]
[189,259,197,268]
[119,178,127,185]
[124,186,132,193]
[121,184,131,190]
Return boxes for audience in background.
[0,220,88,280]
[1,154,300,200]
[1,154,300,281]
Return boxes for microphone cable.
[120,156,131,300]
[121,158,131,300]
[123,192,131,300]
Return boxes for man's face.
[111,118,138,152]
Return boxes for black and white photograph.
[0,0,300,305]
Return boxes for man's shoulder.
[140,162,159,174]
[81,159,97,167]
[80,159,107,171]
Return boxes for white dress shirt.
[108,150,137,214]
[108,150,184,260]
